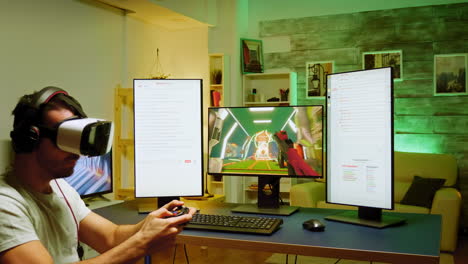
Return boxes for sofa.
[290,151,462,252]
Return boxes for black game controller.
[170,206,189,217]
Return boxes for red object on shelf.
[211,91,221,107]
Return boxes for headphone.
[10,86,85,153]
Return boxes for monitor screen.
[208,105,324,178]
[325,67,403,228]
[133,79,203,199]
[64,151,112,198]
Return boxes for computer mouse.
[302,219,325,232]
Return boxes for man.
[0,87,195,263]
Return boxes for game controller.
[170,206,189,217]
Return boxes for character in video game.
[254,130,273,160]
[273,130,319,176]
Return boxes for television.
[64,151,112,198]
[208,105,324,215]
[133,79,204,208]
[325,67,405,228]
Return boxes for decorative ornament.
[151,48,170,79]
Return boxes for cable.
[183,244,190,264]
[54,180,83,260]
[267,183,285,205]
[285,254,289,264]
[333,259,341,264]
[172,244,178,264]
[294,255,298,264]
[171,243,190,264]
[145,256,151,264]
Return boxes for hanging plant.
[150,48,171,79]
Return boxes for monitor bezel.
[133,78,204,199]
[207,104,324,179]
[325,67,394,211]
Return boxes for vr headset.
[11,86,114,156]
[41,117,114,156]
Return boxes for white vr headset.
[43,117,114,156]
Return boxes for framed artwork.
[241,38,264,74]
[363,50,402,81]
[434,54,467,96]
[306,61,334,97]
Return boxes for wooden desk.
[93,200,440,264]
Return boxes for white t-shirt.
[0,175,91,263]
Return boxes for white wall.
[0,0,123,171]
[0,0,209,175]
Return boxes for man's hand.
[137,200,196,254]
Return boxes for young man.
[0,87,195,263]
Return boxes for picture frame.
[241,38,264,74]
[434,54,467,96]
[362,50,403,81]
[306,61,334,97]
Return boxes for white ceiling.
[94,0,209,30]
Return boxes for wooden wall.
[259,3,468,227]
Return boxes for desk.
[93,201,440,264]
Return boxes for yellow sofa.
[290,151,462,252]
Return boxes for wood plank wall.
[259,3,468,227]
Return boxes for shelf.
[211,181,224,184]
[245,188,290,193]
[209,54,229,108]
[210,84,223,90]
[242,72,297,106]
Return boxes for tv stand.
[231,176,299,216]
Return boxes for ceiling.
[94,0,209,30]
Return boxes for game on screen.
[208,106,323,177]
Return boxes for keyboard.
[184,213,283,235]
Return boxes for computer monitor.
[133,79,204,208]
[325,67,405,228]
[208,105,324,215]
[64,151,113,198]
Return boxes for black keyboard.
[185,213,283,235]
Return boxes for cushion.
[400,176,446,208]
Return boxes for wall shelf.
[242,72,297,106]
[209,53,229,107]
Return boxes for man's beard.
[53,166,76,179]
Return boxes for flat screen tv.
[208,105,324,215]
[326,67,405,228]
[64,151,112,198]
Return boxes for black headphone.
[10,86,85,153]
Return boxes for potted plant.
[211,69,223,84]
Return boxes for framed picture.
[434,54,467,96]
[306,61,334,97]
[363,50,402,81]
[241,38,264,74]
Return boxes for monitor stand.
[157,196,180,208]
[138,196,181,214]
[231,176,299,216]
[325,206,406,228]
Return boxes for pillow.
[400,176,446,208]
